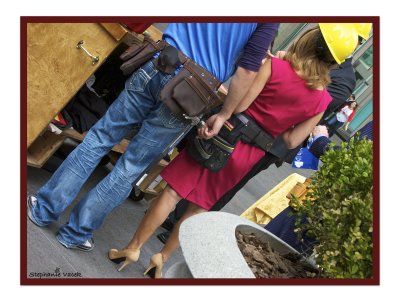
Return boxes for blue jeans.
[30,60,191,246]
[326,114,338,127]
[326,114,344,134]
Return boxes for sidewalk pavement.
[27,157,313,279]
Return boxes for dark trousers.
[264,207,316,255]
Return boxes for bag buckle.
[183,114,202,126]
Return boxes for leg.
[30,85,149,226]
[328,120,344,137]
[57,103,190,246]
[54,61,190,246]
[141,202,206,278]
[265,207,316,255]
[108,185,182,271]
[126,186,182,250]
[165,155,274,227]
[160,202,207,263]
[325,114,338,127]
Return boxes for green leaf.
[294,138,373,278]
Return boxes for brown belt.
[154,42,221,93]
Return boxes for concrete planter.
[164,261,193,278]
[165,211,307,278]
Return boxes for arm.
[345,110,356,130]
[224,22,278,117]
[238,23,279,71]
[347,110,356,123]
[197,67,257,139]
[198,23,279,139]
[309,136,332,159]
[198,60,272,139]
[282,112,324,149]
[219,66,259,119]
[234,59,272,113]
[309,125,331,158]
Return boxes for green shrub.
[294,136,373,278]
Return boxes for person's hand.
[197,113,228,139]
[275,50,286,59]
[312,125,329,138]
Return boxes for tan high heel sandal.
[108,248,140,272]
[143,253,164,279]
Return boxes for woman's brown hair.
[283,27,336,90]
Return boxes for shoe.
[58,237,95,252]
[156,231,170,244]
[160,216,175,231]
[27,195,47,227]
[108,248,140,272]
[143,253,164,279]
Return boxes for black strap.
[226,113,301,162]
[253,131,274,153]
[234,113,275,153]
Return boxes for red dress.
[161,58,332,210]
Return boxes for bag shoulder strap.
[235,113,275,153]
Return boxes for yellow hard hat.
[354,23,372,40]
[319,23,359,64]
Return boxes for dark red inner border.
[21,16,380,285]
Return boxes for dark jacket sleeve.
[238,23,279,72]
[309,136,332,159]
[325,58,356,114]
[310,121,373,159]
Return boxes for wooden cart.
[26,22,168,199]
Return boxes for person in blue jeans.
[28,23,279,251]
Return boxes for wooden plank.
[143,25,163,41]
[27,131,66,168]
[27,23,119,148]
[61,128,85,140]
[112,139,130,153]
[153,180,167,194]
[138,164,165,192]
[100,23,128,41]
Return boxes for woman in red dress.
[108,24,359,278]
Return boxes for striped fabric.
[358,121,373,141]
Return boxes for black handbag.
[187,134,236,173]
[186,118,244,172]
[186,113,277,172]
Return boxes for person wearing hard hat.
[355,23,372,41]
[322,23,372,121]
[107,23,360,278]
[158,23,371,244]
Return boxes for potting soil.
[236,231,319,278]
